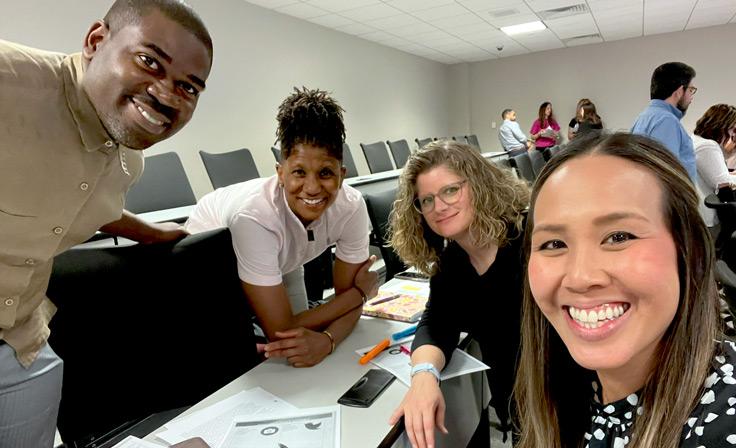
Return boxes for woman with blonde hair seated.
[388,140,529,448]
[516,132,735,448]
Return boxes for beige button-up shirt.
[0,40,143,367]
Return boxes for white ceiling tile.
[339,3,403,21]
[334,22,377,35]
[512,28,560,43]
[458,0,526,13]
[439,13,487,27]
[407,30,460,44]
[444,21,495,36]
[305,0,380,13]
[644,22,686,35]
[458,28,507,41]
[378,35,414,46]
[487,12,541,28]
[601,29,642,41]
[275,2,329,19]
[385,0,455,13]
[526,0,586,13]
[388,22,440,37]
[593,5,641,21]
[366,13,422,29]
[545,13,599,39]
[307,14,356,28]
[244,0,299,9]
[588,0,641,13]
[565,34,603,46]
[523,39,565,51]
[359,29,399,42]
[411,4,472,21]
[430,41,480,52]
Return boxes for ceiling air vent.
[489,8,520,19]
[562,33,603,46]
[537,3,588,21]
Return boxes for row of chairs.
[359,135,482,174]
[507,146,562,183]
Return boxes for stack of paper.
[153,387,341,448]
[362,281,430,323]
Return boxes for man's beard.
[676,97,689,116]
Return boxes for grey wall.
[463,24,736,152]
[1,0,453,197]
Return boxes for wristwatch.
[410,362,440,383]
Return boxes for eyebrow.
[144,43,207,90]
[533,212,650,234]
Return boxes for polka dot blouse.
[584,340,736,447]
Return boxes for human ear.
[82,20,109,62]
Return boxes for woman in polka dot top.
[514,132,736,448]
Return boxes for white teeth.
[568,304,628,327]
[303,198,323,205]
[136,105,164,126]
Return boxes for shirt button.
[105,140,114,148]
[4,298,14,307]
[25,259,35,266]
[53,226,63,235]
[80,182,89,191]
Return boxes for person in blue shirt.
[632,62,698,181]
[498,108,531,156]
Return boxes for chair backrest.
[362,187,407,281]
[342,143,359,178]
[452,135,467,144]
[528,149,546,178]
[199,148,260,189]
[705,193,736,252]
[125,152,196,214]
[360,141,394,173]
[415,137,433,149]
[386,139,412,169]
[466,134,481,149]
[47,228,259,445]
[270,146,282,163]
[509,152,535,183]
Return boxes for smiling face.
[545,104,552,118]
[528,154,680,384]
[277,143,345,226]
[82,9,211,149]
[415,165,473,241]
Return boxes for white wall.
[1,0,453,197]
[463,24,736,152]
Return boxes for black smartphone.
[393,270,429,282]
[337,369,396,408]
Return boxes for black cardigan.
[412,226,525,429]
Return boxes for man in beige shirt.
[0,1,213,446]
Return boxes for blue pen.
[391,324,418,341]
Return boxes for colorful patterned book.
[362,285,429,323]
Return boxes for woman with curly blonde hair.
[387,140,529,448]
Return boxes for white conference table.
[145,282,488,448]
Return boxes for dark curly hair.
[276,87,345,161]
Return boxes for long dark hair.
[538,102,556,127]
[515,132,721,448]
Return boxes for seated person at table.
[387,140,530,448]
[516,132,736,448]
[185,87,378,367]
[692,104,736,227]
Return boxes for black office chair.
[509,152,535,183]
[47,228,260,446]
[542,145,561,161]
[452,135,467,144]
[386,139,411,169]
[199,148,260,189]
[342,143,359,178]
[362,187,407,281]
[271,146,282,163]
[528,148,546,178]
[415,137,433,150]
[125,152,196,215]
[705,192,736,254]
[465,134,481,150]
[360,141,394,174]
